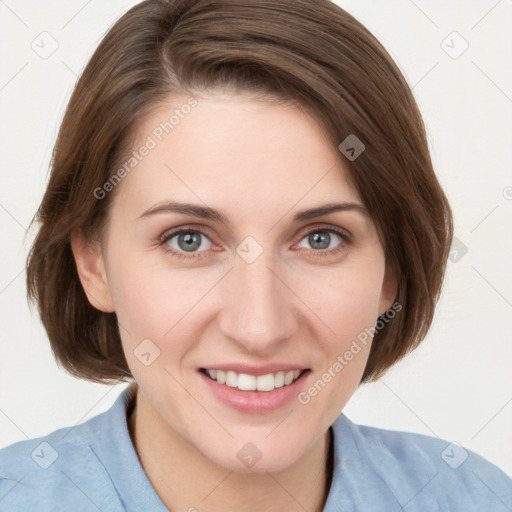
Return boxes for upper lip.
[199,364,309,376]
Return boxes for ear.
[378,263,398,316]
[70,228,115,313]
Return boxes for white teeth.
[284,370,294,385]
[225,371,238,388]
[274,371,285,388]
[256,374,274,392]
[238,373,257,391]
[204,368,304,392]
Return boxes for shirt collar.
[96,383,168,511]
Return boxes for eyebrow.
[138,200,369,224]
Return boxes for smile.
[200,368,306,392]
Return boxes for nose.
[218,249,297,353]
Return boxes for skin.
[71,91,396,512]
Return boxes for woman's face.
[88,92,395,472]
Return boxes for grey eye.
[298,230,343,251]
[167,231,212,253]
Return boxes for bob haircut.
[26,0,453,385]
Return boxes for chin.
[221,452,298,475]
[198,435,309,475]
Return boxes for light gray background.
[1,0,511,476]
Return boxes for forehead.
[112,92,361,215]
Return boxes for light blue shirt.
[1,384,511,511]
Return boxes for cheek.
[336,280,382,341]
[107,250,215,350]
[108,264,203,392]
[295,259,385,346]
[295,269,381,415]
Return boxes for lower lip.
[198,370,310,413]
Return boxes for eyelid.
[295,223,352,243]
[158,224,213,245]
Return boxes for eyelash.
[158,224,351,261]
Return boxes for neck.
[127,386,334,512]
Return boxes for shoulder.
[0,405,124,511]
[330,414,512,511]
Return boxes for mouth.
[199,368,309,392]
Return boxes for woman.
[1,0,511,510]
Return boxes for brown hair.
[25,0,453,384]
